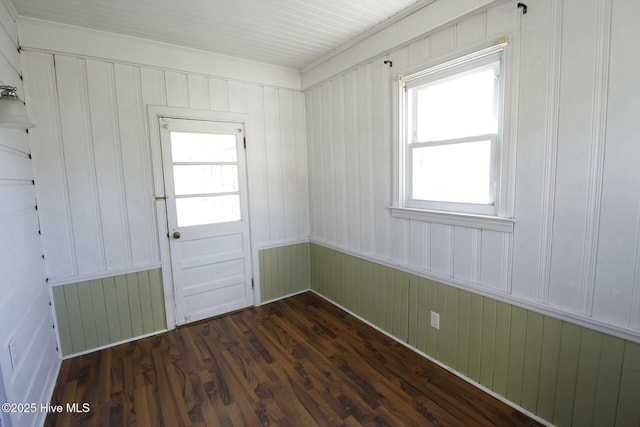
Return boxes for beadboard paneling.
[259,243,311,303]
[23,44,309,284]
[592,0,640,329]
[547,0,599,314]
[22,52,76,278]
[54,55,105,275]
[511,0,560,304]
[113,63,158,268]
[52,269,166,356]
[84,59,131,270]
[310,243,640,427]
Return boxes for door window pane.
[411,140,492,204]
[170,132,237,162]
[176,195,241,227]
[173,165,238,195]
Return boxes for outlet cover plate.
[430,311,440,330]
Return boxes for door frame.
[148,105,260,329]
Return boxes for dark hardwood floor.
[45,292,544,426]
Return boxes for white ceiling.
[10,0,426,70]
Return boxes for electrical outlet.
[8,339,17,369]
[430,311,440,330]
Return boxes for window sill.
[389,207,514,233]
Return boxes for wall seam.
[537,0,563,304]
[135,66,158,265]
[50,54,79,277]
[276,88,286,243]
[81,57,107,272]
[108,62,133,267]
[578,0,612,316]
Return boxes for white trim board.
[256,238,310,251]
[16,17,301,90]
[46,264,163,287]
[390,207,514,233]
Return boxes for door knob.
[173,231,181,239]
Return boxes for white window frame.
[391,40,516,233]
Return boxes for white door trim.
[147,105,260,330]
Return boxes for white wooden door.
[159,118,253,325]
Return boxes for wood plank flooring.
[45,292,544,427]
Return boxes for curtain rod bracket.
[517,2,527,14]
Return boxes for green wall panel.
[493,301,512,399]
[65,284,85,354]
[259,242,311,303]
[467,292,483,383]
[309,243,640,427]
[456,290,470,377]
[89,279,110,347]
[479,298,497,389]
[102,277,122,343]
[536,316,563,420]
[554,322,581,426]
[592,336,625,426]
[521,311,544,412]
[506,306,525,404]
[444,285,458,369]
[52,268,166,356]
[616,342,640,426]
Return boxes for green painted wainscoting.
[310,243,640,427]
[52,268,166,356]
[259,242,311,303]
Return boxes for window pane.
[176,195,241,227]
[414,65,497,142]
[412,140,492,204]
[170,132,237,162]
[173,165,238,195]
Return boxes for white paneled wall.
[22,47,309,284]
[306,2,516,290]
[512,0,640,335]
[597,0,640,329]
[304,0,640,341]
[0,3,60,427]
